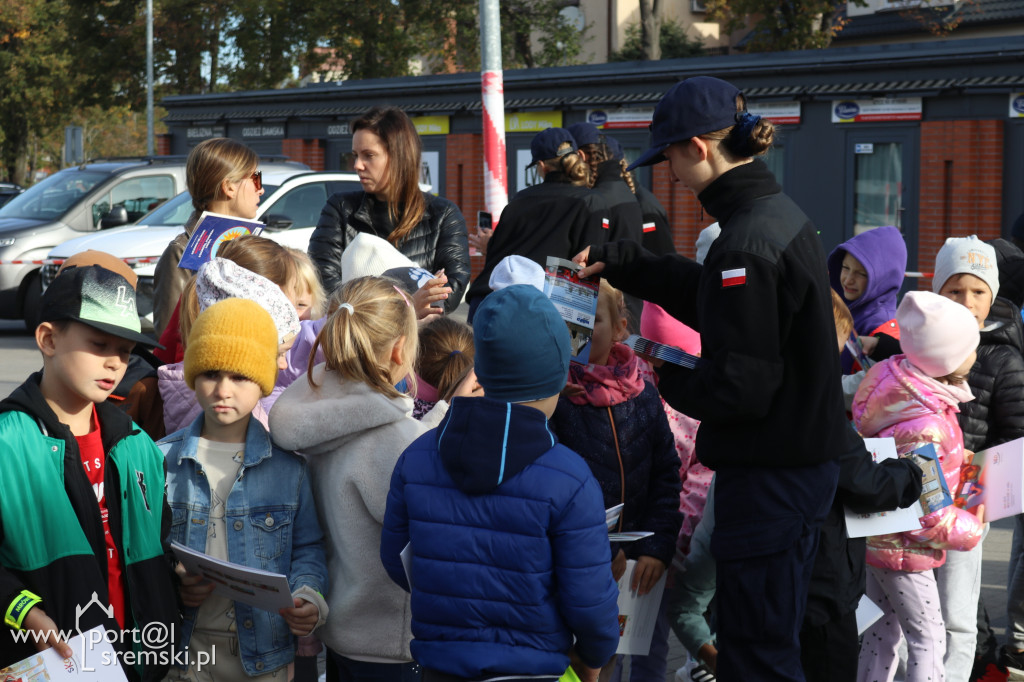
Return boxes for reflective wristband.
[4,590,42,631]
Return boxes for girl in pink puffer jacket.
[853,291,984,682]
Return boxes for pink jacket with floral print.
[852,355,983,572]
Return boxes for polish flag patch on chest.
[721,268,747,288]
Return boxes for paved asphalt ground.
[0,320,1014,680]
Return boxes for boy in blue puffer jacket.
[381,284,620,682]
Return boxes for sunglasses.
[250,170,262,191]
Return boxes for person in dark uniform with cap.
[466,127,610,321]
[575,76,846,682]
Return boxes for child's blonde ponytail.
[310,277,419,398]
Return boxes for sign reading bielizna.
[832,97,922,123]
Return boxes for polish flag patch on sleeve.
[721,268,747,288]
[602,218,610,230]
[642,222,656,233]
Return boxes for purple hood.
[829,226,907,335]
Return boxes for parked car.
[0,156,308,328]
[44,169,379,330]
[0,183,23,208]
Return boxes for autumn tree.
[0,0,80,184]
[704,0,863,51]
[610,17,704,61]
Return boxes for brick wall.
[445,133,486,281]
[281,138,325,170]
[156,134,172,156]
[918,119,1004,284]
[651,164,704,258]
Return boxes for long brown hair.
[352,107,426,247]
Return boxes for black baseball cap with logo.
[39,264,161,348]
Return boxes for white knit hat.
[897,291,979,377]
[195,258,301,344]
[341,233,417,285]
[695,223,721,266]
[489,255,546,293]
[932,235,999,299]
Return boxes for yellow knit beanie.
[184,298,279,397]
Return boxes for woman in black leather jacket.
[308,107,469,315]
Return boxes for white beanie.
[195,258,301,344]
[341,233,417,285]
[489,255,546,293]
[932,235,999,299]
[695,223,721,266]
[897,291,979,377]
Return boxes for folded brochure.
[844,438,923,538]
[543,257,599,365]
[171,541,293,611]
[0,626,128,681]
[177,211,266,270]
[623,335,701,369]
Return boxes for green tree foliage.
[226,0,320,89]
[704,0,865,51]
[610,18,704,61]
[0,0,79,183]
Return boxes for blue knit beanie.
[473,285,571,403]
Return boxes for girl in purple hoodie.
[828,225,908,372]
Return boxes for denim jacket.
[160,415,328,676]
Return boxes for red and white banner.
[0,257,159,266]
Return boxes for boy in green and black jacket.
[0,253,179,681]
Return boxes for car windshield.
[134,184,282,227]
[136,191,193,226]
[0,170,109,221]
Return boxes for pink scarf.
[566,343,646,407]
[898,357,975,409]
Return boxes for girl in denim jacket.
[853,292,983,682]
[161,299,328,682]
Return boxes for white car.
[44,170,367,329]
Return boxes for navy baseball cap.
[567,122,602,148]
[40,265,160,347]
[528,127,577,168]
[627,76,742,171]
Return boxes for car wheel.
[22,271,42,331]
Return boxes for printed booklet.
[906,443,953,516]
[177,211,266,270]
[0,626,127,681]
[172,541,294,612]
[954,436,1024,523]
[844,438,924,538]
[623,335,701,369]
[614,560,667,656]
[543,257,599,365]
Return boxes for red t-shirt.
[76,407,127,629]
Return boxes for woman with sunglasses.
[153,137,265,340]
[308,107,470,317]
